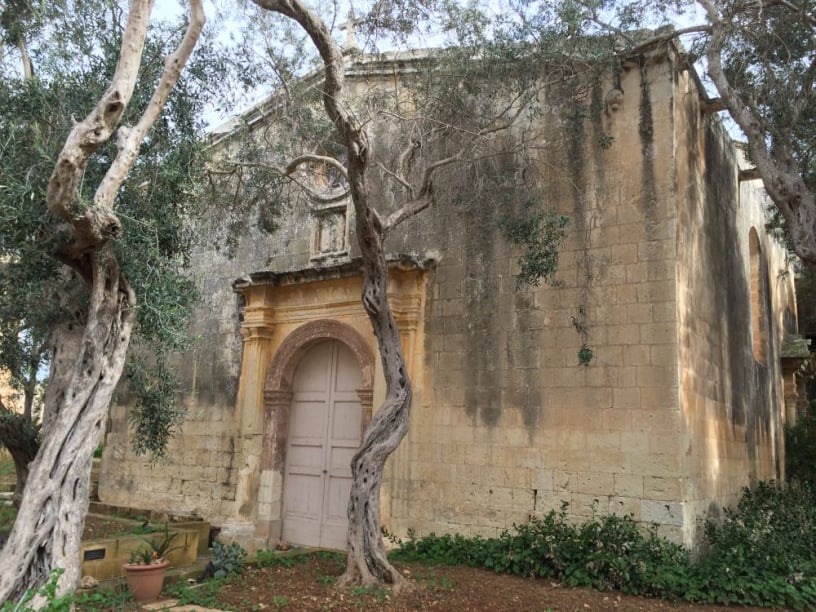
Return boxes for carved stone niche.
[310,200,350,262]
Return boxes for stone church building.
[99,41,807,552]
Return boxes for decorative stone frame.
[261,319,376,472]
[310,201,351,263]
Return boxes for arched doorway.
[282,340,362,549]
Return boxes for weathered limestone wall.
[99,47,793,550]
[384,53,693,543]
[100,401,238,518]
[674,70,796,533]
[99,201,260,519]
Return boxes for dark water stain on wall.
[701,121,778,478]
[460,165,502,426]
[638,60,659,234]
[510,292,543,430]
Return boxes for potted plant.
[122,523,181,603]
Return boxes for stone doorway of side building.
[281,339,362,550]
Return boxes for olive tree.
[557,0,816,266]
[209,0,569,590]
[0,0,204,603]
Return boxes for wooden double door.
[281,340,363,550]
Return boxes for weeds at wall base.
[389,482,816,610]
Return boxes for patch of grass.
[0,504,17,538]
[73,586,133,610]
[256,549,309,568]
[316,574,335,585]
[350,584,388,604]
[313,550,344,561]
[166,579,226,608]
[0,454,13,479]
[412,568,454,590]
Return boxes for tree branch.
[221,158,351,204]
[285,153,348,180]
[376,162,414,199]
[94,0,205,210]
[47,1,205,262]
[46,0,152,224]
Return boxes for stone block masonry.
[99,44,795,553]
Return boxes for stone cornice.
[232,254,436,292]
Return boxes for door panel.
[281,340,363,549]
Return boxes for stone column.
[222,287,277,552]
[357,388,374,434]
[254,389,293,545]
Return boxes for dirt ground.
[212,554,774,612]
[82,513,144,540]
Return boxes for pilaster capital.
[240,306,276,342]
[356,387,374,407]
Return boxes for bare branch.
[47,1,205,261]
[383,197,431,233]
[222,159,350,204]
[376,161,414,198]
[46,1,152,224]
[95,0,205,208]
[383,150,464,233]
[285,153,348,179]
[17,39,33,80]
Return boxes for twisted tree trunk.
[0,256,134,604]
[252,0,412,590]
[0,2,203,605]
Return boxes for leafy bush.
[212,541,247,578]
[686,481,816,608]
[786,412,816,486]
[392,504,688,597]
[391,484,816,609]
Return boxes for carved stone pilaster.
[240,306,276,342]
[357,387,374,434]
[262,389,293,471]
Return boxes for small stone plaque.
[83,548,106,561]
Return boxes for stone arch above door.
[261,319,375,472]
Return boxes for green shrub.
[786,413,816,486]
[211,541,247,578]
[686,481,816,609]
[391,483,816,609]
[392,503,689,597]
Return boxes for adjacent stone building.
[99,41,805,552]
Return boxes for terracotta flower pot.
[123,559,169,602]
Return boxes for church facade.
[99,42,806,552]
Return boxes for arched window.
[749,228,767,364]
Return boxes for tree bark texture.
[251,0,412,590]
[0,255,135,605]
[0,1,203,605]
